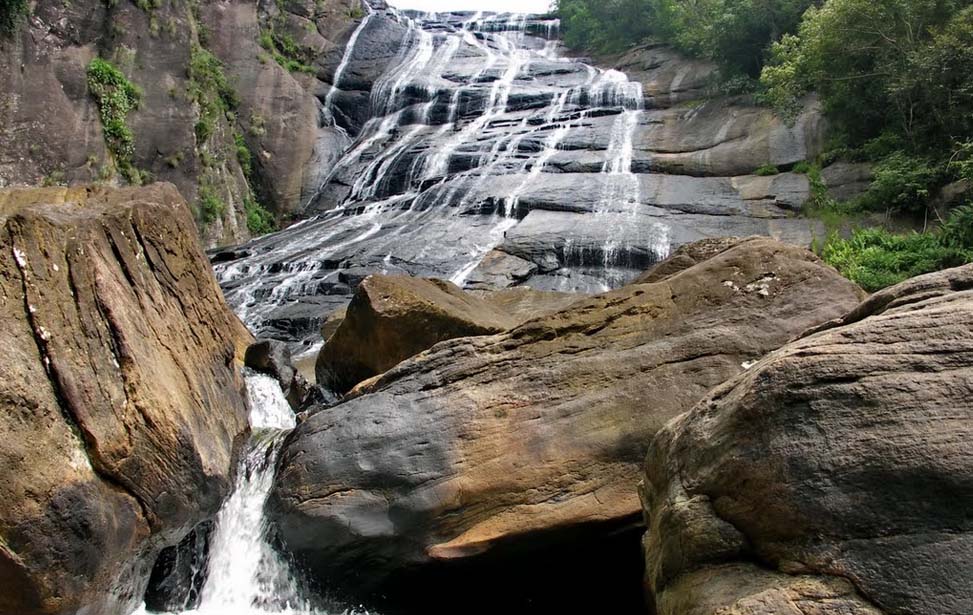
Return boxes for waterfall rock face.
[0,185,251,615]
[215,9,827,348]
[641,263,973,615]
[245,340,311,411]
[269,238,864,610]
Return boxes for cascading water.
[134,372,360,615]
[215,7,675,347]
[323,12,374,133]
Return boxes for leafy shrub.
[244,195,276,235]
[87,58,142,180]
[823,227,972,292]
[556,0,814,77]
[197,185,226,225]
[259,27,315,74]
[0,0,27,35]
[754,164,780,176]
[556,0,654,55]
[823,196,973,292]
[791,161,813,174]
[940,203,973,250]
[761,1,973,151]
[194,117,214,143]
[188,46,238,146]
[234,132,252,177]
[858,152,945,213]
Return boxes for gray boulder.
[642,264,973,615]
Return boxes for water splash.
[133,372,366,615]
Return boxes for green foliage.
[754,164,781,176]
[259,27,316,73]
[760,0,973,252]
[761,0,973,150]
[244,194,276,235]
[42,170,66,187]
[556,0,654,54]
[196,185,226,226]
[0,0,28,35]
[859,152,945,213]
[234,132,252,177]
[556,0,814,77]
[188,45,238,147]
[134,0,162,11]
[823,224,973,291]
[86,58,143,181]
[940,202,973,248]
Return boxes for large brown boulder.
[0,184,251,615]
[641,264,973,615]
[316,275,518,393]
[271,238,864,611]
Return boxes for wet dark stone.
[144,522,213,613]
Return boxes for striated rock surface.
[641,264,973,615]
[270,238,864,611]
[0,184,251,615]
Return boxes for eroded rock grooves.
[0,185,251,615]
[270,238,864,613]
[214,6,825,349]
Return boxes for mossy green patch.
[259,27,315,74]
[86,57,143,183]
[0,0,28,35]
[196,184,226,225]
[244,194,276,235]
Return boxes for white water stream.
[217,8,671,337]
[133,372,362,615]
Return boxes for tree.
[761,0,973,149]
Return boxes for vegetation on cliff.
[0,0,27,34]
[556,0,816,77]
[86,57,144,183]
[557,0,973,289]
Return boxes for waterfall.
[324,10,375,130]
[134,372,361,615]
[215,9,672,346]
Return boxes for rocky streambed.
[2,180,972,615]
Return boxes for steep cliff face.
[0,0,365,248]
[0,184,252,615]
